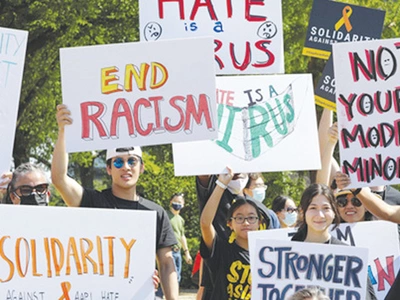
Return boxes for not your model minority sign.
[333,38,400,187]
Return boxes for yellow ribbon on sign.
[58,281,72,300]
[335,6,353,32]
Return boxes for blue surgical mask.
[172,203,183,211]
[283,211,298,227]
[252,188,266,202]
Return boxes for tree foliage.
[2,0,400,288]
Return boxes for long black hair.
[292,183,341,241]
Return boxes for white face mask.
[251,188,266,202]
[227,175,248,195]
[282,211,298,227]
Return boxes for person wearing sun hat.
[334,188,374,223]
[51,104,179,299]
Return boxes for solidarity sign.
[0,206,157,299]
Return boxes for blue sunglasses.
[113,157,140,169]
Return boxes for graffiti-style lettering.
[349,46,399,82]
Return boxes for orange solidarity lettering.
[0,236,136,282]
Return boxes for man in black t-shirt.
[52,104,179,300]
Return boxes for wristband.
[215,179,227,190]
[184,249,189,253]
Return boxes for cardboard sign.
[60,37,217,153]
[0,27,28,175]
[0,205,156,299]
[173,74,320,176]
[303,0,385,60]
[139,0,284,75]
[250,239,369,299]
[249,220,400,299]
[333,38,400,187]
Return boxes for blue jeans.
[172,249,182,283]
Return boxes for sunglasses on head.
[14,184,49,197]
[336,195,362,208]
[113,157,140,169]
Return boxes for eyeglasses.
[285,207,298,213]
[113,157,140,169]
[252,184,268,190]
[13,184,49,197]
[336,195,362,208]
[230,216,259,224]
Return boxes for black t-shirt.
[81,188,177,250]
[196,175,280,240]
[203,235,251,300]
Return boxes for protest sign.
[0,205,156,299]
[60,37,217,153]
[173,74,320,176]
[331,221,400,299]
[303,0,385,60]
[333,38,400,187]
[249,220,400,299]
[250,239,369,299]
[0,27,28,176]
[310,2,385,110]
[139,0,284,75]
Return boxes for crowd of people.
[2,105,400,300]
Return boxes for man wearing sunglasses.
[52,104,179,300]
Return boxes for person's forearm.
[51,128,68,186]
[159,260,179,300]
[181,235,189,252]
[316,139,336,186]
[358,188,400,223]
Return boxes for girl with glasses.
[200,167,260,300]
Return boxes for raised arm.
[200,167,233,251]
[335,172,400,223]
[316,122,339,186]
[51,104,83,207]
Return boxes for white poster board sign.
[173,74,320,176]
[0,205,156,299]
[0,27,28,175]
[139,0,284,75]
[332,38,400,187]
[249,220,400,299]
[250,239,368,299]
[60,37,217,153]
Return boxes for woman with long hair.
[292,183,376,299]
